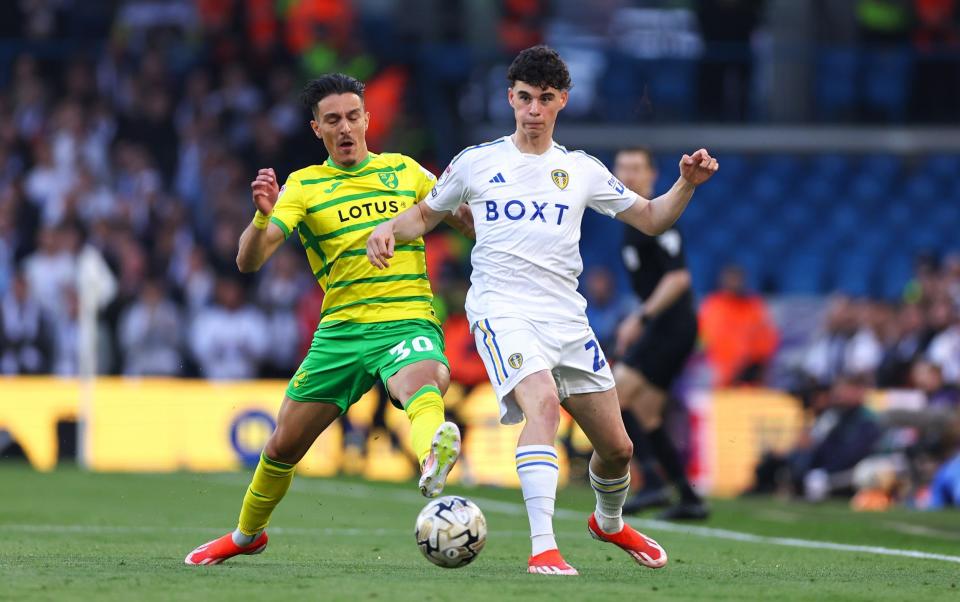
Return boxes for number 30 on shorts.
[389,336,435,363]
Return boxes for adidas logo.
[488,172,506,184]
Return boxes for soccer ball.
[414,495,487,568]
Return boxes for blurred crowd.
[0,0,489,379]
[741,255,960,510]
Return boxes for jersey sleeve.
[423,153,471,213]
[404,156,438,202]
[269,176,305,239]
[581,154,639,217]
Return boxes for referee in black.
[613,147,708,520]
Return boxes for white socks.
[516,444,560,556]
[589,468,631,534]
[231,529,258,546]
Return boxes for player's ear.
[309,120,322,139]
[507,86,516,107]
[559,90,569,109]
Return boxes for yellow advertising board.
[0,378,805,496]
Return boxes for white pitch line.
[79,474,960,566]
[260,476,960,565]
[0,524,532,538]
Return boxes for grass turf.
[2,464,958,601]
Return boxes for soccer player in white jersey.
[367,46,718,575]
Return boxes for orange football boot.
[527,548,578,576]
[184,531,268,565]
[587,514,667,569]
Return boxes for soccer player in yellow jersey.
[185,73,464,566]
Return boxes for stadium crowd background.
[1,1,959,508]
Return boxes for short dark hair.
[300,73,365,117]
[506,45,572,91]
[616,146,655,165]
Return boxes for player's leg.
[511,370,577,575]
[471,317,574,573]
[620,364,706,519]
[371,319,459,497]
[562,387,667,569]
[615,364,670,511]
[187,323,368,565]
[385,359,461,497]
[185,397,342,565]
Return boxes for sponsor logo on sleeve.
[607,176,625,195]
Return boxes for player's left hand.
[679,149,719,186]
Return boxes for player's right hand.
[251,168,280,215]
[615,313,644,357]
[367,221,396,269]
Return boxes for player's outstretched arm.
[616,148,718,235]
[367,202,450,269]
[237,168,286,273]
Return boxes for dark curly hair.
[300,73,365,118]
[506,45,572,91]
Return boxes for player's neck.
[511,131,554,156]
[326,149,371,171]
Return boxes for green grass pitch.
[2,464,958,601]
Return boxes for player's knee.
[430,363,451,394]
[528,394,561,431]
[391,363,450,401]
[603,438,634,467]
[264,432,303,466]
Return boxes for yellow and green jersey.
[269,152,438,326]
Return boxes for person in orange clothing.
[698,264,779,387]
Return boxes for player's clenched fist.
[367,221,396,269]
[678,149,719,186]
[250,168,280,215]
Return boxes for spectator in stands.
[925,412,960,508]
[696,0,764,121]
[943,252,960,309]
[750,371,882,499]
[801,295,858,386]
[877,302,929,387]
[699,264,779,386]
[584,265,635,357]
[24,139,74,226]
[171,247,215,316]
[118,278,183,376]
[0,270,52,374]
[256,248,304,377]
[910,0,960,122]
[911,360,960,409]
[189,276,267,380]
[926,313,960,385]
[22,224,75,319]
[52,288,80,376]
[844,300,886,380]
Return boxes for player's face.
[615,151,657,198]
[310,93,370,167]
[508,81,568,138]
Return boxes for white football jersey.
[425,135,638,325]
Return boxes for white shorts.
[471,316,615,425]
